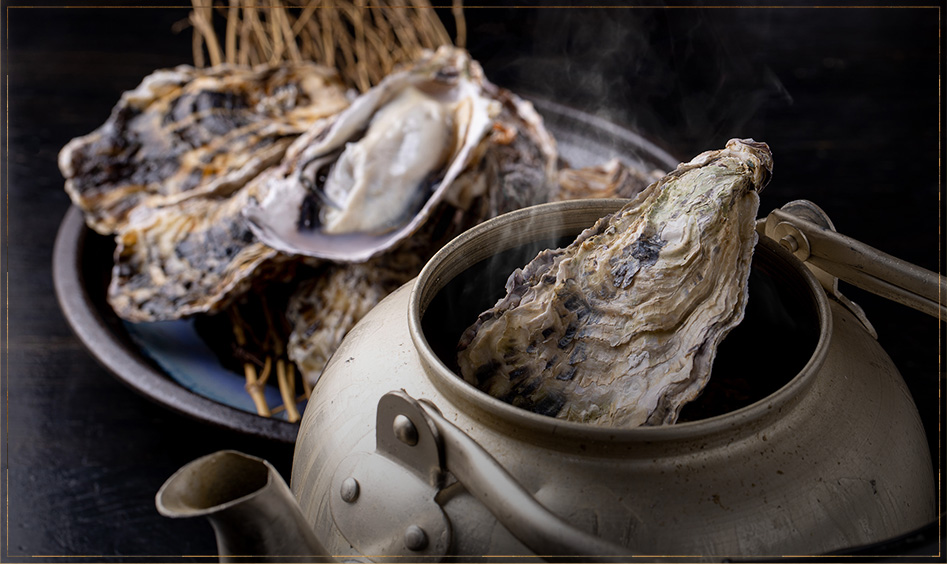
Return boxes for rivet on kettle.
[340,477,360,503]
[393,414,419,446]
[779,234,799,253]
[403,524,428,551]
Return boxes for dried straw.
[189,0,465,92]
[229,308,272,417]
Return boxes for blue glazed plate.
[123,320,296,419]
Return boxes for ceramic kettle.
[157,198,940,561]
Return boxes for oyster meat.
[457,139,772,427]
[244,46,558,263]
[59,63,349,234]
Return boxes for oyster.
[457,139,772,428]
[108,181,293,322]
[286,254,423,386]
[244,46,558,263]
[555,158,663,202]
[59,63,349,234]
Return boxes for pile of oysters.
[60,46,767,427]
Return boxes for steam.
[466,8,794,159]
[427,8,798,363]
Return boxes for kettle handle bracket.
[371,390,630,560]
[759,199,946,329]
[375,388,449,488]
[328,389,454,558]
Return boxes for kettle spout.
[156,450,332,562]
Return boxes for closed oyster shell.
[108,181,293,322]
[59,63,349,234]
[285,254,423,386]
[244,46,558,263]
[462,89,560,218]
[457,139,773,428]
[555,158,663,202]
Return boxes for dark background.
[0,1,943,561]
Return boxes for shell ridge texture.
[457,139,772,428]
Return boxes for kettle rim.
[408,198,833,445]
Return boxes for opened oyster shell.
[457,139,773,428]
[244,46,558,263]
[59,63,349,235]
[284,184,504,386]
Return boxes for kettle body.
[289,199,936,558]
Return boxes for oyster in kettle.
[59,62,350,234]
[457,139,773,428]
[244,46,558,263]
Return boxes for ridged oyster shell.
[108,180,291,322]
[285,252,423,385]
[59,63,350,235]
[244,46,558,263]
[457,139,773,427]
[555,158,662,202]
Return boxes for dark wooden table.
[1,2,943,561]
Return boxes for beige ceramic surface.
[290,199,936,558]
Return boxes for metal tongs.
[759,200,945,325]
